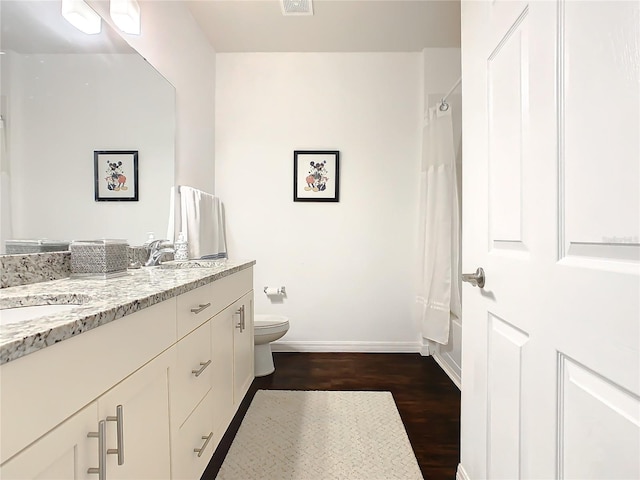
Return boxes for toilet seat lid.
[254,314,289,329]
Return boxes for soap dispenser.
[174,232,189,261]
[143,232,155,248]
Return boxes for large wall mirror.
[0,1,175,253]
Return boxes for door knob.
[462,267,485,288]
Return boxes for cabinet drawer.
[172,321,212,427]
[176,268,253,340]
[176,283,213,339]
[172,391,216,480]
[208,268,253,321]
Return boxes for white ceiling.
[185,0,461,53]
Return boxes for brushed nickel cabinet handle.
[235,305,245,332]
[106,405,125,465]
[190,303,211,314]
[192,360,212,377]
[194,432,214,457]
[235,306,243,331]
[87,420,107,480]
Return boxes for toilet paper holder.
[264,286,286,296]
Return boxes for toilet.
[253,314,289,377]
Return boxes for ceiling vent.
[280,0,313,16]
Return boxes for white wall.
[7,53,174,245]
[89,0,217,195]
[216,53,423,351]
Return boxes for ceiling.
[185,0,461,53]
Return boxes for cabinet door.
[0,404,98,480]
[233,292,254,405]
[211,309,234,435]
[97,350,172,480]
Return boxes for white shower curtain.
[416,105,461,345]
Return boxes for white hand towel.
[166,186,176,242]
[179,186,227,259]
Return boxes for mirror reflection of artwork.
[105,161,128,192]
[94,151,139,201]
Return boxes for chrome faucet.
[145,239,175,266]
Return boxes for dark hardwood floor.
[202,353,461,480]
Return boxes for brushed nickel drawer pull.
[192,360,212,377]
[87,420,107,480]
[106,405,125,465]
[235,305,245,332]
[194,432,214,457]
[190,303,211,314]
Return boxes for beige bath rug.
[216,390,423,480]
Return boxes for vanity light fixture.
[61,0,101,35]
[110,0,141,35]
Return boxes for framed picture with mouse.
[94,150,139,202]
[293,150,340,202]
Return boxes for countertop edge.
[0,260,256,365]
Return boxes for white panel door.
[460,1,639,479]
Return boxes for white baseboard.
[271,341,422,353]
[432,351,461,390]
[456,463,470,480]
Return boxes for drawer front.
[208,268,253,320]
[172,391,216,480]
[173,321,212,427]
[176,268,253,340]
[176,283,213,339]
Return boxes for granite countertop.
[0,260,256,365]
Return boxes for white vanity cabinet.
[170,269,254,480]
[0,265,255,480]
[0,299,176,480]
[1,349,173,480]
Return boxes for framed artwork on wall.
[293,150,340,202]
[94,150,139,202]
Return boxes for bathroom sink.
[158,260,226,269]
[0,304,82,326]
